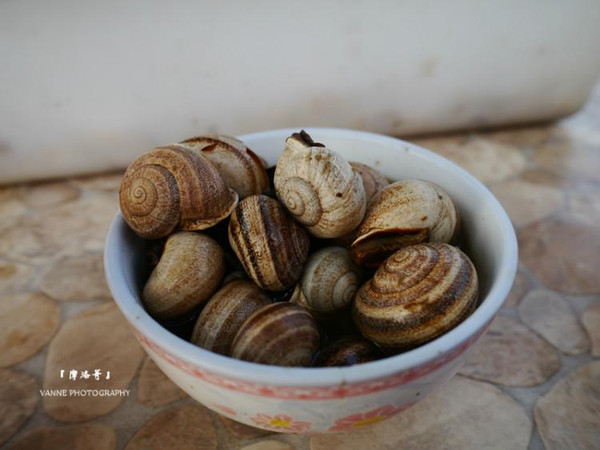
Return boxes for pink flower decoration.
[250,413,312,433]
[329,403,414,432]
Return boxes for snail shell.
[143,232,225,321]
[221,270,248,286]
[191,280,271,356]
[314,335,382,367]
[273,130,366,238]
[352,179,460,267]
[231,302,320,366]
[179,134,269,199]
[290,247,361,315]
[350,162,390,203]
[228,195,310,291]
[353,243,478,350]
[119,145,238,239]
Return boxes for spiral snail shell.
[191,280,271,356]
[352,179,460,267]
[179,134,269,199]
[228,195,310,292]
[314,335,382,367]
[273,130,367,238]
[231,302,320,367]
[290,247,361,316]
[353,243,478,350]
[350,162,390,203]
[143,232,225,321]
[119,145,238,239]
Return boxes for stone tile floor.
[1,85,599,449]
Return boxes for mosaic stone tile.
[533,138,600,184]
[70,172,123,192]
[137,358,188,407]
[0,261,35,293]
[38,252,111,301]
[490,179,564,228]
[519,218,600,295]
[0,293,60,367]
[566,190,600,229]
[7,424,116,450]
[413,136,527,184]
[581,303,600,357]
[240,440,294,450]
[311,376,531,450]
[219,415,273,440]
[20,182,80,209]
[43,302,144,422]
[459,316,560,386]
[518,290,589,355]
[125,404,217,450]
[502,269,528,308]
[1,194,117,265]
[0,369,38,446]
[535,361,600,450]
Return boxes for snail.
[191,280,271,356]
[353,243,478,350]
[273,130,366,238]
[179,134,270,199]
[228,195,310,292]
[290,247,361,317]
[143,232,225,321]
[231,302,320,367]
[220,270,248,286]
[314,335,382,367]
[351,179,460,267]
[119,145,238,239]
[350,162,390,203]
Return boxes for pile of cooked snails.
[119,130,479,367]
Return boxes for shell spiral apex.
[119,145,238,239]
[273,131,367,238]
[353,242,478,350]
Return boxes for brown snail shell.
[231,303,320,367]
[353,243,478,350]
[228,195,310,292]
[314,335,382,367]
[143,232,226,321]
[221,270,248,286]
[352,179,460,267]
[119,145,238,239]
[350,162,390,203]
[179,134,269,199]
[191,280,271,356]
[290,247,361,316]
[273,130,366,238]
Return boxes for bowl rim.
[105,127,518,388]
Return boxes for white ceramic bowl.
[105,128,517,434]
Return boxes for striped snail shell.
[143,232,225,321]
[231,303,320,367]
[273,130,366,238]
[220,270,248,286]
[352,179,460,267]
[314,335,382,367]
[119,145,238,239]
[191,280,271,356]
[353,243,478,350]
[228,195,310,292]
[350,162,390,203]
[290,247,361,316]
[179,134,269,199]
